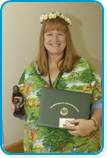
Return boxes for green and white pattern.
[18,58,102,153]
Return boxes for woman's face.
[44,30,66,55]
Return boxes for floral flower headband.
[40,12,72,26]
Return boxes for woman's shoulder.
[62,57,92,78]
[75,57,91,69]
[75,57,101,83]
[24,60,40,75]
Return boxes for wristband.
[90,117,98,131]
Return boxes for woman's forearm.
[91,108,102,128]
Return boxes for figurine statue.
[12,85,25,117]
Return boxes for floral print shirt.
[18,58,102,153]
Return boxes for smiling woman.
[11,11,102,153]
[44,30,66,55]
[37,16,79,78]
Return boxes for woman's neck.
[48,52,63,66]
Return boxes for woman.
[12,12,102,153]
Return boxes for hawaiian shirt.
[18,58,102,153]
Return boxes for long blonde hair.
[36,17,80,76]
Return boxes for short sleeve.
[91,72,102,104]
[80,58,102,104]
[91,99,102,110]
[17,61,35,96]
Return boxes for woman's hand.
[63,119,96,136]
[11,102,15,112]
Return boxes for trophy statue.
[12,85,25,117]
